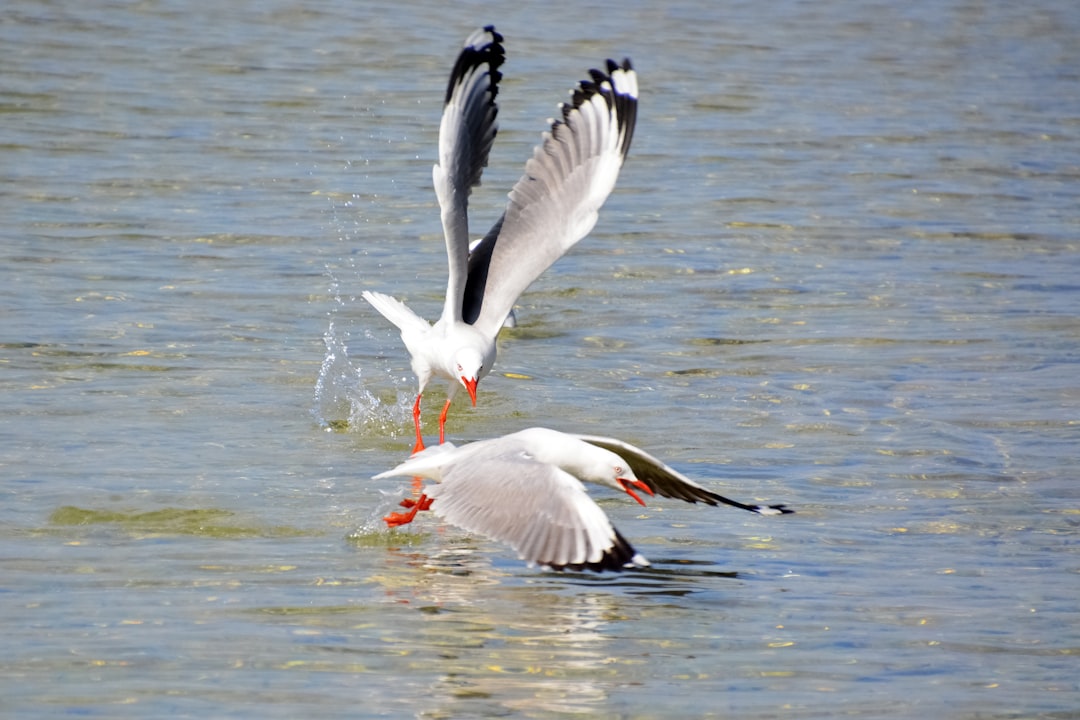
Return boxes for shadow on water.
[527,558,741,598]
[348,525,743,599]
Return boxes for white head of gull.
[374,428,793,573]
[362,26,638,451]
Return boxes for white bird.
[362,26,638,452]
[374,428,792,572]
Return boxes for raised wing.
[462,59,638,333]
[576,434,794,515]
[433,26,505,325]
[424,444,648,571]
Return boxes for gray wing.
[575,434,794,515]
[425,445,648,571]
[434,26,505,324]
[462,59,638,334]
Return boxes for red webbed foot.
[398,496,433,511]
[383,493,432,527]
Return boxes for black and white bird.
[362,27,638,451]
[376,427,793,572]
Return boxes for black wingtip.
[753,503,795,516]
[696,488,795,516]
[548,528,648,573]
[553,56,637,159]
[444,26,506,106]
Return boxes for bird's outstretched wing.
[576,434,794,515]
[421,441,648,571]
[434,26,505,325]
[463,59,638,334]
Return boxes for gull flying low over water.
[362,26,638,451]
[375,428,793,572]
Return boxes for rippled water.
[3,0,1078,717]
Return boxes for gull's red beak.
[462,377,478,406]
[617,477,655,507]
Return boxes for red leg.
[409,394,427,491]
[384,493,432,527]
[438,397,453,444]
[412,394,425,453]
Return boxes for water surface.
[2,0,1078,717]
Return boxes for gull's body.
[362,27,638,450]
[375,428,792,572]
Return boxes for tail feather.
[373,442,459,482]
[361,290,429,335]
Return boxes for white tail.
[361,290,429,336]
[373,441,459,481]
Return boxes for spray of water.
[313,195,412,437]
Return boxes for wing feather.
[424,449,646,571]
[434,26,505,324]
[462,59,638,331]
[576,434,794,515]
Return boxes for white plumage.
[375,427,792,572]
[362,26,638,451]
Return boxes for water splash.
[313,308,412,437]
[313,198,412,436]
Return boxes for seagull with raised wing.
[362,26,638,451]
[374,428,792,572]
